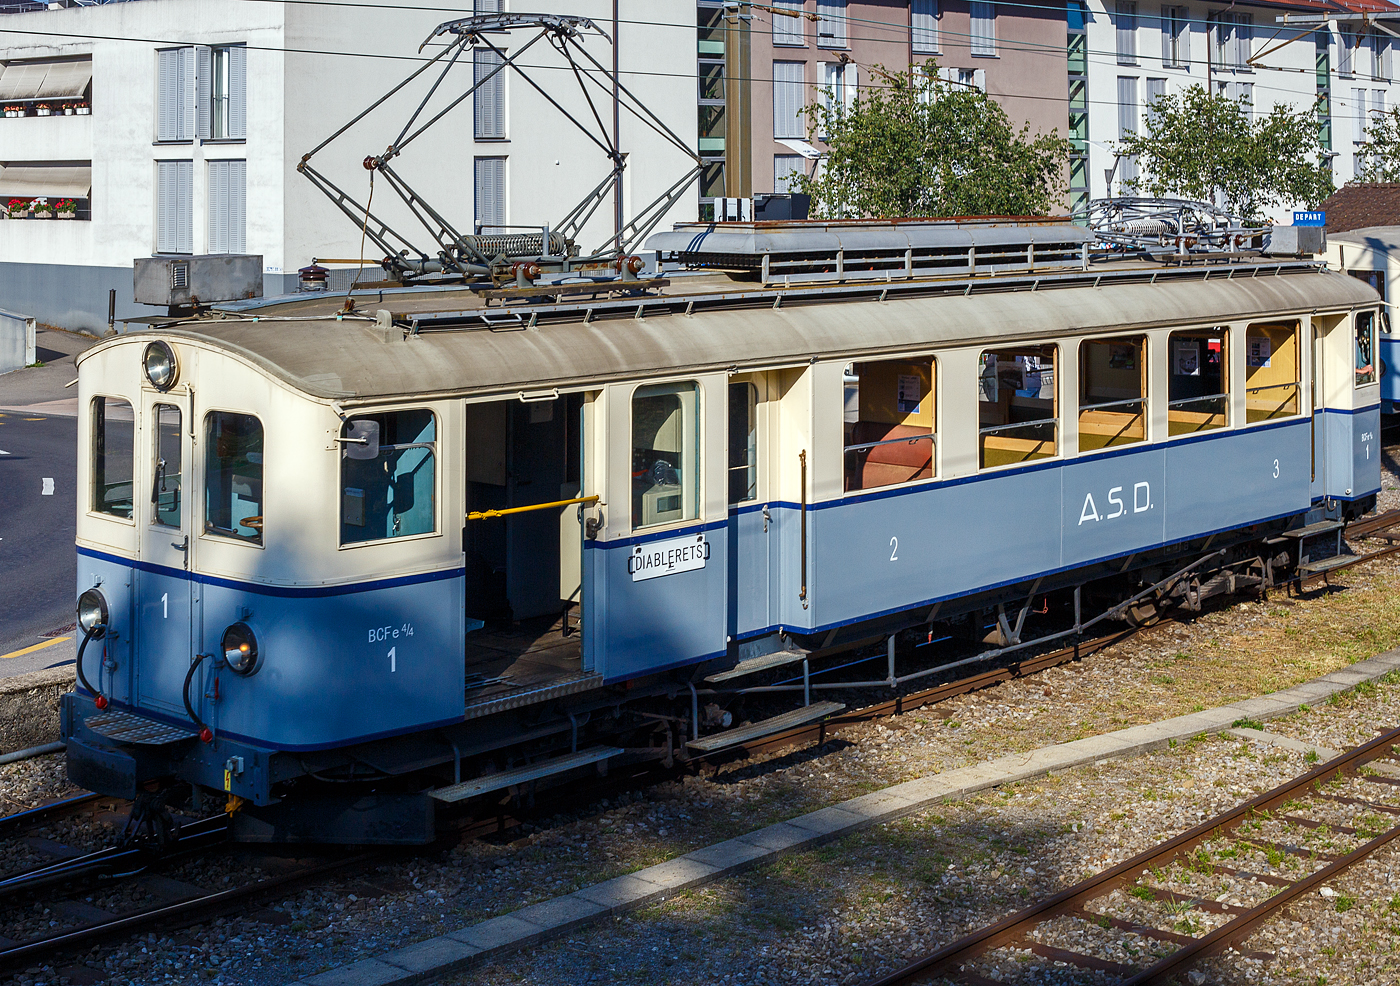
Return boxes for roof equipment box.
[134,255,264,307]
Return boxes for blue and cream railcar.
[63,219,1383,842]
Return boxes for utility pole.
[724,2,752,197]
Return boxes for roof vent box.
[1261,225,1325,258]
[134,255,264,308]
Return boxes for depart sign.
[1293,211,1326,227]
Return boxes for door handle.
[172,535,189,570]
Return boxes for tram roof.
[85,262,1380,405]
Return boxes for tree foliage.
[792,62,1072,219]
[1354,107,1400,182]
[1116,84,1334,220]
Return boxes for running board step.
[428,746,622,803]
[1299,555,1354,576]
[704,648,809,683]
[685,701,845,753]
[1280,520,1345,539]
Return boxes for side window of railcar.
[632,382,699,529]
[1167,329,1228,435]
[843,357,935,492]
[1078,336,1146,453]
[1244,321,1302,422]
[91,396,135,519]
[978,345,1057,469]
[340,410,437,544]
[1356,311,1377,387]
[728,382,758,504]
[151,404,182,527]
[204,412,264,544]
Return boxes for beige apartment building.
[699,0,1070,213]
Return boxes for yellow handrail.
[466,494,599,522]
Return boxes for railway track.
[866,724,1400,986]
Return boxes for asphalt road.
[0,408,78,671]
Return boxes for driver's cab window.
[340,409,437,544]
[151,404,182,527]
[1356,311,1377,387]
[91,396,134,519]
[632,382,699,529]
[204,411,263,543]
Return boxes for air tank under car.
[60,215,1382,843]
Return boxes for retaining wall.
[0,665,74,754]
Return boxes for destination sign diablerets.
[629,533,709,582]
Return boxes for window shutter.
[177,160,193,254]
[1116,3,1136,63]
[973,68,986,92]
[1179,11,1189,68]
[229,46,247,139]
[844,62,857,113]
[474,48,505,140]
[157,49,178,141]
[1160,6,1172,66]
[772,61,804,139]
[178,47,195,141]
[196,45,212,140]
[816,0,846,47]
[156,161,174,251]
[208,161,227,253]
[912,0,937,54]
[1356,87,1368,142]
[474,157,505,231]
[773,0,804,46]
[230,160,246,253]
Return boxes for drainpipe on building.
[724,2,752,198]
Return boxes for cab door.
[1311,323,1328,500]
[583,376,728,681]
[135,394,198,715]
[727,374,770,636]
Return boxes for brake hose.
[75,627,108,710]
[183,653,215,743]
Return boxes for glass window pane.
[632,382,699,529]
[341,410,437,545]
[91,397,134,519]
[843,358,935,492]
[1168,329,1228,435]
[1078,336,1146,452]
[1356,311,1377,386]
[1245,321,1301,422]
[152,404,182,527]
[979,345,1057,468]
[728,382,758,505]
[204,411,263,543]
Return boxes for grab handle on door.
[172,535,189,569]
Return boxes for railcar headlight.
[222,622,260,675]
[143,341,178,392]
[76,588,109,638]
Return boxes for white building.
[0,0,697,333]
[1081,0,1400,221]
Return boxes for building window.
[816,0,846,48]
[1079,336,1147,453]
[200,45,246,140]
[1117,76,1139,184]
[632,382,699,529]
[912,0,938,55]
[1116,2,1138,65]
[728,382,758,504]
[773,0,805,46]
[774,154,804,192]
[473,156,505,233]
[155,160,193,254]
[157,47,195,142]
[1217,79,1253,119]
[1161,6,1189,69]
[1244,320,1301,423]
[1168,329,1228,434]
[91,396,134,520]
[970,2,996,57]
[474,47,506,140]
[152,404,183,528]
[207,160,246,255]
[978,345,1057,469]
[819,61,857,130]
[1356,312,1377,387]
[1371,29,1392,81]
[843,357,936,492]
[773,61,806,139]
[1214,12,1252,71]
[1340,26,1356,78]
[340,410,437,544]
[1145,77,1167,123]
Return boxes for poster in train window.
[1248,337,1272,367]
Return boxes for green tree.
[1354,106,1400,181]
[793,62,1072,219]
[1116,84,1334,220]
